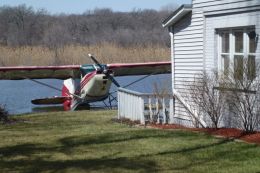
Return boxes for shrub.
[0,105,9,123]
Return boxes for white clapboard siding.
[174,41,203,48]
[173,89,207,127]
[174,29,204,37]
[174,81,195,86]
[175,34,203,40]
[174,66,203,70]
[174,69,203,74]
[175,25,203,33]
[174,38,203,44]
[174,50,203,55]
[175,20,204,29]
[170,3,202,122]
[193,0,259,12]
[193,0,254,6]
[175,46,203,51]
[169,0,260,127]
[174,54,203,59]
[173,62,203,67]
[175,56,203,61]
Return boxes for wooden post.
[162,98,166,124]
[118,91,121,119]
[148,97,152,122]
[133,94,136,120]
[117,88,173,125]
[169,97,174,124]
[156,97,160,124]
[140,96,145,124]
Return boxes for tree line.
[0,5,174,48]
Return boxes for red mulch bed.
[149,123,260,145]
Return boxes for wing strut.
[26,78,81,99]
[110,70,168,95]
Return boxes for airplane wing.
[107,61,171,76]
[0,65,81,80]
[0,61,171,79]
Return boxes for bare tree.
[0,5,171,47]
[43,23,71,65]
[186,59,260,132]
[0,105,9,124]
[188,70,227,128]
[225,59,260,132]
[152,81,172,123]
[0,5,47,46]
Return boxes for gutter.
[162,4,192,28]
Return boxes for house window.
[218,28,257,79]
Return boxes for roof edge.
[162,4,192,28]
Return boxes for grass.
[0,110,260,173]
[0,44,170,66]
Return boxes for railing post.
[118,91,121,119]
[140,96,145,124]
[148,97,152,122]
[162,98,166,124]
[156,97,160,124]
[133,94,136,120]
[169,97,174,124]
[118,88,174,125]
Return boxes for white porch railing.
[117,87,174,125]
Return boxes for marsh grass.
[0,110,260,173]
[0,43,170,66]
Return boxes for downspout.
[169,26,174,92]
[169,27,176,120]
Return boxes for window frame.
[217,27,256,78]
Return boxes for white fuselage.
[62,72,113,110]
[80,73,112,102]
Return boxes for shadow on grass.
[0,156,158,173]
[58,129,198,148]
[0,129,196,157]
[0,129,259,172]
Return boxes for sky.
[0,0,191,14]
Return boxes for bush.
[0,105,9,123]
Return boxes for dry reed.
[0,43,170,66]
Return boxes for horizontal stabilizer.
[31,96,71,105]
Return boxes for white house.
[162,0,260,127]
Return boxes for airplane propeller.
[88,54,120,87]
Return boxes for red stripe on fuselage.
[80,71,96,90]
[80,71,96,88]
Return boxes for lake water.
[0,74,171,114]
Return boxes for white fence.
[117,88,174,124]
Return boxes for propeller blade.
[88,54,121,87]
[106,74,120,87]
[88,54,104,71]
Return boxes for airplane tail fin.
[62,78,81,111]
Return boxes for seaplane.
[0,54,171,111]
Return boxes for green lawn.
[0,110,260,173]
